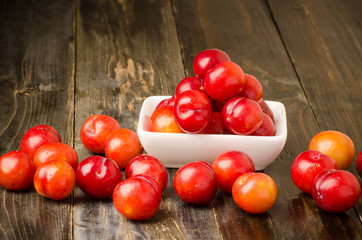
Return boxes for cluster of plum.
[175,151,277,215]
[111,150,279,219]
[79,115,169,220]
[0,125,78,199]
[291,130,361,213]
[0,116,165,220]
[149,48,275,136]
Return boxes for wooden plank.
[267,0,362,148]
[74,0,222,239]
[172,0,362,239]
[268,0,362,227]
[0,0,75,239]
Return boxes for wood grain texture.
[0,0,75,239]
[172,0,362,239]
[267,0,362,149]
[267,0,362,229]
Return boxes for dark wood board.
[267,0,362,227]
[267,0,362,155]
[0,0,75,239]
[172,0,362,239]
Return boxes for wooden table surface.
[1,0,361,239]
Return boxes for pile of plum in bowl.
[138,49,287,171]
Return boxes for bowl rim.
[138,95,287,141]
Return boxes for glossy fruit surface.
[193,49,230,79]
[175,76,204,98]
[0,151,35,191]
[312,169,361,212]
[104,128,143,169]
[174,90,212,133]
[212,151,255,193]
[252,113,275,136]
[174,161,217,205]
[232,172,277,214]
[34,160,76,200]
[125,154,168,192]
[20,125,61,161]
[309,130,355,170]
[222,97,263,135]
[204,61,245,102]
[76,156,122,199]
[291,150,337,194]
[259,99,274,122]
[201,112,225,134]
[155,96,176,109]
[239,73,263,102]
[357,150,362,177]
[80,114,121,154]
[113,174,162,220]
[33,143,78,170]
[149,105,184,133]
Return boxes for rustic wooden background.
[0,0,361,239]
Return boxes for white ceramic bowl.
[137,96,287,170]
